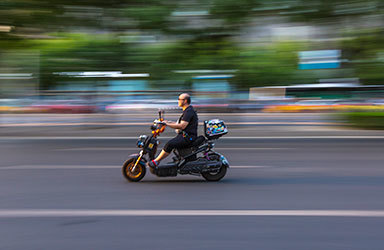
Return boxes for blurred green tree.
[2,0,384,90]
[234,42,304,87]
[342,29,384,85]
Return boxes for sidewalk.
[1,113,384,138]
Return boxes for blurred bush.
[343,111,384,129]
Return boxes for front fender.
[129,153,148,165]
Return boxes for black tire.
[202,153,228,182]
[122,158,146,182]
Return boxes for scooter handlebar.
[153,119,166,125]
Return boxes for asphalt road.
[1,137,384,250]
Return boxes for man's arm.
[165,120,189,130]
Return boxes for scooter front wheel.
[122,158,146,182]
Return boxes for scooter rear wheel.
[122,158,146,182]
[202,154,227,182]
[202,165,227,181]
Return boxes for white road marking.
[231,165,271,168]
[219,136,384,139]
[0,209,384,218]
[218,148,289,150]
[0,165,269,170]
[54,147,138,151]
[0,121,341,126]
[54,147,288,151]
[0,165,120,170]
[1,136,384,140]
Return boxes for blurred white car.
[105,100,178,113]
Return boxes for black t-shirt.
[178,105,198,137]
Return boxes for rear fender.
[213,152,229,168]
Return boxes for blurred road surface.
[1,137,384,249]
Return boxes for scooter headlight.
[136,135,147,148]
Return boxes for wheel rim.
[207,166,222,175]
[126,162,142,179]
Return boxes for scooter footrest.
[154,163,178,177]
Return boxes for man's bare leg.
[154,150,170,163]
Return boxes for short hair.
[185,95,191,104]
[180,93,191,104]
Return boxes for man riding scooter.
[147,93,198,169]
[122,93,228,182]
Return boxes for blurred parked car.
[231,99,294,112]
[106,98,240,113]
[30,100,97,113]
[262,99,339,113]
[0,98,40,113]
[0,99,15,113]
[105,100,178,113]
[192,98,234,113]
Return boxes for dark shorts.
[163,134,193,153]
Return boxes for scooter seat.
[192,135,205,147]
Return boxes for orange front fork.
[132,151,144,171]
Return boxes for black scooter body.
[149,136,225,177]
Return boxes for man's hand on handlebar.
[162,120,171,126]
[154,119,167,125]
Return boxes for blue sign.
[299,50,341,70]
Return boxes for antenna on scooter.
[158,109,164,121]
